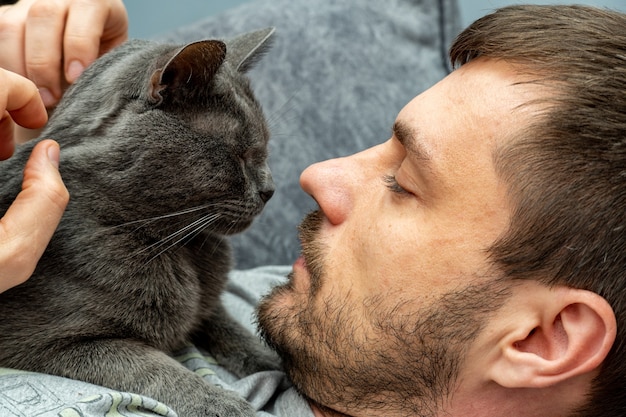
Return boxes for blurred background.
[126,0,626,39]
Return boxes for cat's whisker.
[104,201,243,240]
[125,198,260,264]
[122,201,249,264]
[136,213,220,257]
[103,204,216,232]
[266,88,300,131]
[177,213,225,247]
[222,202,257,238]
[209,200,258,215]
[142,213,223,265]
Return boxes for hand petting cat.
[0,67,47,158]
[0,0,119,293]
[0,0,128,108]
[0,67,68,294]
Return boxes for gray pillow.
[160,0,461,268]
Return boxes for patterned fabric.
[0,266,313,417]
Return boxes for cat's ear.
[226,27,275,73]
[149,40,227,106]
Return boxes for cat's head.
[44,28,275,237]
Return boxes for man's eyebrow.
[392,121,432,163]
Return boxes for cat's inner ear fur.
[226,27,275,72]
[149,40,227,106]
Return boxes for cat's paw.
[177,385,257,417]
[204,391,257,417]
[214,342,282,377]
[243,347,283,374]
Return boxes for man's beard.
[257,210,510,416]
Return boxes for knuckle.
[49,177,70,210]
[0,19,22,42]
[27,0,64,20]
[38,172,70,211]
[64,31,92,46]
[9,251,36,281]
[50,182,70,211]
[26,63,60,89]
[0,236,38,289]
[25,57,62,87]
[27,59,55,69]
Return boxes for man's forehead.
[390,57,543,196]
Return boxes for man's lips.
[293,254,307,272]
[290,255,312,293]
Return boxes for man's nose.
[300,142,388,226]
[300,157,355,226]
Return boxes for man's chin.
[258,275,295,311]
[256,277,301,368]
[256,265,308,331]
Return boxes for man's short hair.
[449,5,626,416]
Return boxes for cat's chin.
[218,218,255,235]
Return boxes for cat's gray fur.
[0,28,278,417]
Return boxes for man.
[0,3,624,417]
[256,5,625,417]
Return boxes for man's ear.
[486,283,616,389]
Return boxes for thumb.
[0,139,69,293]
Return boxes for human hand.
[0,0,128,108]
[0,67,68,293]
[0,139,69,293]
[0,67,48,158]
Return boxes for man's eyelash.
[383,175,411,195]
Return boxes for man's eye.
[383,175,411,196]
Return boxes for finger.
[96,0,128,54]
[0,139,69,293]
[64,0,128,83]
[0,1,30,77]
[0,113,15,160]
[24,0,67,106]
[0,68,48,130]
[0,68,47,160]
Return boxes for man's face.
[258,59,538,416]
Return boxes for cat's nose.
[259,187,274,204]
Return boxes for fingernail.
[46,142,60,169]
[39,88,57,108]
[67,60,85,83]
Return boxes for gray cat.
[0,28,278,417]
